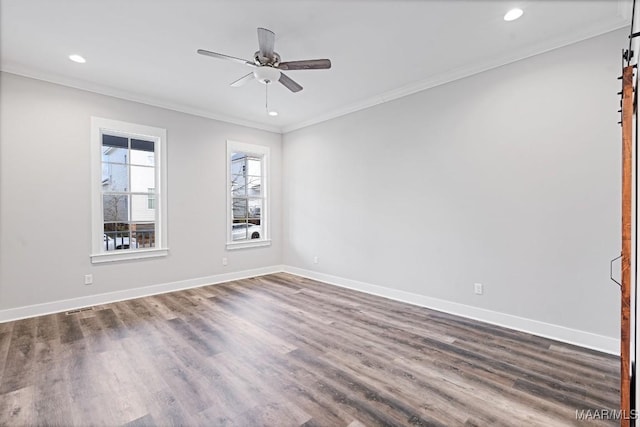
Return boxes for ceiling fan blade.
[278,72,303,93]
[230,72,255,87]
[278,59,331,71]
[257,27,275,58]
[197,49,255,67]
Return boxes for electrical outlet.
[474,283,483,295]
[313,256,319,264]
[84,274,93,285]
[222,257,228,266]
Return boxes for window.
[91,117,168,263]
[148,188,156,209]
[227,141,270,249]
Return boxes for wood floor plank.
[95,308,129,341]
[98,348,151,423]
[32,339,75,426]
[0,386,35,426]
[0,322,13,334]
[219,352,349,426]
[78,315,109,353]
[64,340,123,426]
[56,313,84,344]
[35,314,59,343]
[0,318,36,394]
[0,330,13,383]
[0,273,619,426]
[123,413,155,427]
[150,387,197,426]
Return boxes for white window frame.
[90,117,168,263]
[226,140,271,250]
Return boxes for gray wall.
[283,29,624,338]
[0,72,282,309]
[0,28,625,341]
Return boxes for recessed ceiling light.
[268,111,278,117]
[68,54,86,63]
[504,8,524,21]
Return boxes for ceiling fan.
[197,27,331,93]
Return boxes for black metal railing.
[104,230,155,251]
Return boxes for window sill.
[90,248,169,264]
[226,239,272,251]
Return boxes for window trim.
[226,140,271,250]
[90,117,168,263]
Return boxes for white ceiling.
[0,0,631,133]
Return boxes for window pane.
[130,151,155,167]
[131,138,154,152]
[248,198,262,219]
[103,194,129,222]
[148,188,156,209]
[248,220,261,240]
[247,158,261,176]
[130,165,155,192]
[232,221,248,241]
[247,176,261,197]
[231,153,246,173]
[232,198,247,220]
[131,140,155,166]
[103,223,130,251]
[102,134,128,149]
[231,155,246,197]
[102,163,129,192]
[132,223,155,249]
[232,174,246,197]
[131,194,155,222]
[113,232,132,250]
[101,162,109,183]
[102,147,128,165]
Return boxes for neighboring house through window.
[148,188,156,209]
[227,140,270,249]
[91,117,168,263]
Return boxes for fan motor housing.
[254,51,280,66]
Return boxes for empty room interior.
[1,0,640,425]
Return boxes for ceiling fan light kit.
[198,27,332,115]
[253,66,281,84]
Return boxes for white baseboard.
[0,264,619,355]
[0,265,285,323]
[283,266,620,355]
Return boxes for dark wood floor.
[0,273,619,426]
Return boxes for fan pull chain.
[263,80,277,116]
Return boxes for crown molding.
[0,64,283,134]
[282,23,629,133]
